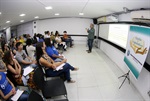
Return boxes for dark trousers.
[88,39,94,52]
[45,63,74,81]
[64,38,72,47]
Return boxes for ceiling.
[0,0,150,30]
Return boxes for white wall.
[17,22,33,37]
[99,40,150,101]
[37,18,93,35]
[36,18,97,44]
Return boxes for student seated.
[63,31,73,47]
[0,72,29,101]
[36,42,78,83]
[55,31,67,51]
[3,51,37,88]
[0,49,6,72]
[45,38,64,62]
[10,41,17,55]
[2,43,10,53]
[26,39,36,60]
[15,42,37,69]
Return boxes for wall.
[99,40,150,101]
[36,18,96,44]
[17,22,33,37]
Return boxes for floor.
[60,44,144,101]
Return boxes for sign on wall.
[124,25,150,79]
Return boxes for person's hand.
[63,59,67,63]
[13,59,18,65]
[59,56,64,59]
[32,60,37,64]
[52,64,56,69]
[11,88,16,95]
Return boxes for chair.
[28,90,43,101]
[33,67,67,99]
[28,90,68,101]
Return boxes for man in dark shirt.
[86,24,95,53]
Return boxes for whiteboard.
[37,18,93,35]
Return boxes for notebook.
[11,89,24,101]
[55,63,65,71]
[23,66,34,76]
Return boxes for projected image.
[108,24,129,48]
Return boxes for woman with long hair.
[36,42,78,83]
[3,51,37,88]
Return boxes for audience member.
[15,42,37,68]
[55,31,67,51]
[0,49,6,72]
[36,42,78,83]
[45,38,64,62]
[0,72,29,101]
[26,39,36,60]
[2,43,9,53]
[63,31,73,47]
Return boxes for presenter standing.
[86,24,95,53]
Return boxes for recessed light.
[20,14,26,16]
[0,12,1,15]
[3,28,6,29]
[79,13,84,15]
[20,20,24,22]
[45,6,53,10]
[55,13,60,16]
[34,16,39,19]
[6,21,10,23]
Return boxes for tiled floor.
[62,44,144,101]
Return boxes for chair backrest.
[33,67,45,90]
[28,90,43,101]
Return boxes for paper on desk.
[23,66,34,76]
[55,63,65,71]
[59,54,66,59]
[11,89,24,101]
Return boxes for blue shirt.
[46,46,59,60]
[0,72,13,96]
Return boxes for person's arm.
[0,77,16,100]
[52,54,63,59]
[7,77,16,95]
[46,47,63,60]
[0,89,14,100]
[40,57,67,69]
[14,59,21,75]
[7,64,20,75]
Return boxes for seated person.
[3,51,36,88]
[45,38,64,62]
[55,31,67,51]
[2,43,10,53]
[0,72,29,101]
[0,49,6,72]
[36,42,78,83]
[26,39,36,60]
[63,31,73,47]
[11,41,17,55]
[15,42,37,69]
[50,31,56,45]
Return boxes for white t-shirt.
[55,36,61,42]
[26,45,35,60]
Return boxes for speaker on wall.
[93,19,97,24]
